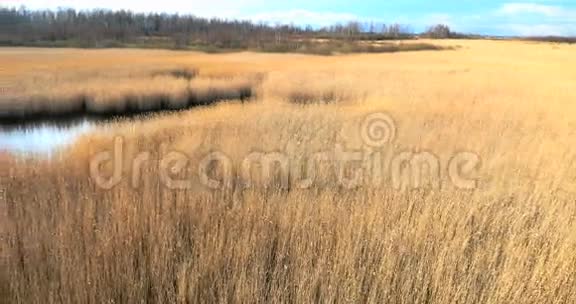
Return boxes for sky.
[2,0,576,36]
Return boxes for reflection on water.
[0,119,94,156]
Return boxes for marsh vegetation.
[2,40,576,303]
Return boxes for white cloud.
[246,10,359,26]
[495,3,576,35]
[498,3,572,17]
[505,23,576,36]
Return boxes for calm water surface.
[0,119,94,156]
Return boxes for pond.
[0,119,95,157]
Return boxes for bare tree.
[0,7,421,49]
[425,24,452,39]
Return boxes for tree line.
[0,7,456,50]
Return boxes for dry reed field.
[2,40,576,303]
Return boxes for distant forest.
[0,7,458,50]
[1,7,573,51]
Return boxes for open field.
[2,40,576,303]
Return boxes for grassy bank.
[0,68,258,124]
[1,38,447,55]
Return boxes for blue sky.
[3,1,576,36]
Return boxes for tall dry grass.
[0,68,257,122]
[2,40,576,303]
[4,165,574,303]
